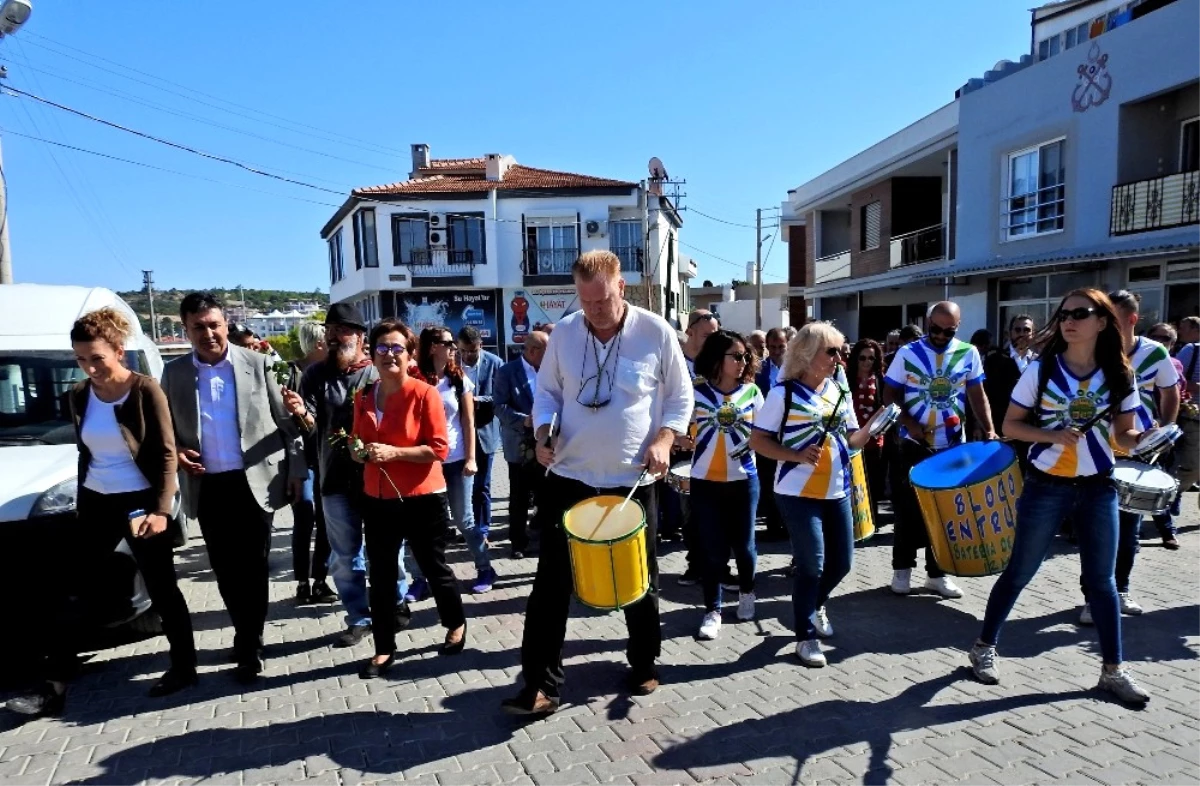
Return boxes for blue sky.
[2,1,1035,293]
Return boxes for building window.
[1181,117,1199,173]
[448,215,485,263]
[352,208,378,269]
[860,201,881,251]
[525,219,578,275]
[392,216,428,265]
[996,270,1097,336]
[1004,139,1065,240]
[328,229,344,284]
[609,220,643,272]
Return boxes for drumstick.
[543,413,558,477]
[619,467,650,511]
[1074,405,1111,434]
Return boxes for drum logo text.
[928,374,953,405]
[1068,394,1097,424]
[716,402,739,429]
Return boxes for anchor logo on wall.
[1071,42,1112,113]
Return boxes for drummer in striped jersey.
[970,288,1153,706]
[689,330,764,640]
[750,322,891,667]
[1076,291,1180,623]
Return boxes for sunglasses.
[824,347,842,357]
[928,324,957,338]
[858,354,876,362]
[431,339,456,348]
[1056,306,1098,322]
[375,344,408,356]
[1012,326,1034,333]
[726,352,752,363]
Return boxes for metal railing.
[522,247,579,276]
[1002,183,1065,239]
[1110,170,1200,235]
[406,248,477,276]
[889,223,946,268]
[814,250,850,284]
[611,246,644,273]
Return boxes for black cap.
[324,302,367,331]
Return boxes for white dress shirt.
[194,350,244,473]
[521,357,539,400]
[1010,345,1034,373]
[533,304,693,488]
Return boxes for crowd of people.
[5,249,1196,720]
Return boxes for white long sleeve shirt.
[194,350,244,473]
[533,304,692,488]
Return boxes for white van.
[0,284,162,646]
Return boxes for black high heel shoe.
[359,654,395,679]
[441,623,467,655]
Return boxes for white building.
[319,144,692,357]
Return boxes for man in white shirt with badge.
[501,251,692,717]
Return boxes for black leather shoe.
[295,582,313,605]
[148,667,198,698]
[6,684,66,717]
[310,581,338,604]
[395,602,413,631]
[334,624,371,648]
[441,623,467,655]
[233,658,264,685]
[500,689,559,716]
[359,654,395,679]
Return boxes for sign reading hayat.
[502,287,580,347]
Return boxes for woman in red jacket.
[352,318,467,678]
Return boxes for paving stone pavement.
[1,463,1197,785]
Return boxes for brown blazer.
[69,373,179,515]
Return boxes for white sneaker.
[698,611,721,640]
[1119,593,1144,615]
[890,569,912,595]
[1079,604,1094,625]
[1098,666,1150,705]
[810,606,833,638]
[925,575,964,599]
[796,639,826,667]
[969,643,1000,685]
[736,591,756,621]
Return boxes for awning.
[911,236,1198,281]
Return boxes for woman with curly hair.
[847,338,886,521]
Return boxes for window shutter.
[863,202,881,250]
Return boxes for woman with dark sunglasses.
[352,319,466,678]
[848,339,887,521]
[969,289,1151,705]
[689,330,764,640]
[750,322,889,667]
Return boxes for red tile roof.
[353,164,635,196]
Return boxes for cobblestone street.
[2,463,1197,785]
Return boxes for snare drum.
[667,463,691,495]
[848,449,875,543]
[563,496,650,611]
[1112,460,1178,515]
[1130,424,1183,460]
[867,403,901,439]
[910,442,1023,577]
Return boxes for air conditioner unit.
[428,227,448,247]
[585,220,602,236]
[428,213,447,229]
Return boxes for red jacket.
[352,377,449,499]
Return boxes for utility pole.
[142,270,157,341]
[0,136,11,285]
[755,208,763,330]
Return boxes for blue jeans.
[474,450,494,539]
[323,492,408,627]
[407,459,491,578]
[692,477,759,612]
[776,494,854,641]
[981,474,1122,664]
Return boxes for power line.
[679,239,786,283]
[684,206,760,229]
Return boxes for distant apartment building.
[319,145,692,357]
[781,0,1197,339]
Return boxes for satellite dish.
[648,157,668,181]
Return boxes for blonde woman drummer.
[969,289,1152,706]
[690,329,764,640]
[750,322,890,667]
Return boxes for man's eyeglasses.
[375,344,407,356]
[928,324,957,338]
[688,313,717,329]
[1057,306,1098,322]
[1012,326,1034,333]
[576,371,615,410]
[726,352,752,363]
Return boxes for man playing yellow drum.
[883,301,996,599]
[500,251,692,717]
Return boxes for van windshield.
[0,352,88,446]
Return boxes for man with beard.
[282,304,411,646]
[984,314,1036,446]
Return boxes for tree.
[159,316,175,339]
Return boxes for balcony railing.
[1110,170,1200,236]
[406,248,477,276]
[814,250,850,284]
[889,223,946,268]
[522,248,579,276]
[611,246,644,273]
